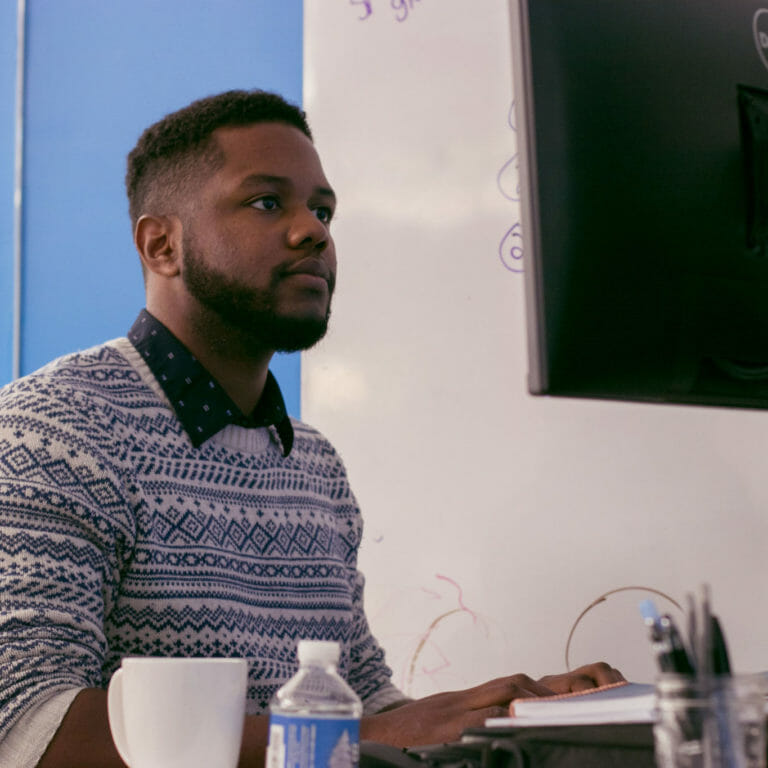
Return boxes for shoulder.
[290,418,343,457]
[0,339,144,430]
[288,418,354,476]
[1,340,135,395]
[0,343,141,535]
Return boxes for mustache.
[280,256,336,293]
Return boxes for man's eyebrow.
[239,173,336,201]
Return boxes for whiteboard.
[302,0,768,697]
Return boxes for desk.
[458,723,655,767]
[360,726,655,767]
[363,720,768,767]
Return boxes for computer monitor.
[510,0,768,408]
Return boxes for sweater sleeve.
[347,569,410,714]
[332,454,407,713]
[296,421,408,714]
[0,688,82,768]
[0,376,135,748]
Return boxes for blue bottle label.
[266,713,360,768]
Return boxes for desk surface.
[460,723,656,768]
[368,724,656,767]
[364,719,767,767]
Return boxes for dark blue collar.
[127,309,293,455]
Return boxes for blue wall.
[0,2,17,386]
[2,0,303,415]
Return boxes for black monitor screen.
[511,0,768,407]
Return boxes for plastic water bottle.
[266,640,363,768]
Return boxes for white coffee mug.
[107,657,248,768]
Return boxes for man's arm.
[0,378,138,767]
[359,662,624,747]
[36,690,121,768]
[36,662,621,767]
[36,689,271,768]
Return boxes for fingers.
[363,665,625,749]
[538,661,625,694]
[462,705,509,728]
[415,674,554,715]
[462,674,556,707]
[571,661,625,686]
[562,674,603,693]
[507,674,557,698]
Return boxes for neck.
[193,345,272,416]
[147,300,274,417]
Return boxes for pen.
[639,600,695,676]
[696,591,743,768]
[711,615,732,676]
[660,615,696,676]
[710,614,744,768]
[639,599,674,672]
[687,593,697,675]
[700,584,713,678]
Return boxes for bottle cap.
[297,640,341,666]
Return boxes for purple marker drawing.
[496,154,521,202]
[392,0,421,23]
[351,0,373,20]
[508,100,517,132]
[497,101,524,272]
[499,222,524,273]
[351,0,422,24]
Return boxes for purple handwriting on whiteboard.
[391,0,421,22]
[496,154,520,202]
[507,100,517,132]
[350,0,422,23]
[350,0,373,19]
[499,222,524,273]
[497,100,524,272]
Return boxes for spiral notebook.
[485,681,657,727]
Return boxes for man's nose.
[286,209,329,250]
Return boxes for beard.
[181,239,332,353]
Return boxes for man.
[0,90,621,768]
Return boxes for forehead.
[209,122,329,187]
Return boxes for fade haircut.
[125,89,312,228]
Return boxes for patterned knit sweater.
[0,337,402,753]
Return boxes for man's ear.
[134,214,183,277]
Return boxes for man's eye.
[314,207,333,223]
[250,196,280,211]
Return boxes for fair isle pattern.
[0,339,400,742]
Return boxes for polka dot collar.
[127,309,293,455]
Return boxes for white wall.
[303,0,768,697]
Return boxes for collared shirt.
[127,309,293,455]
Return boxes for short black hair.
[125,89,312,227]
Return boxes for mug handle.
[107,668,133,766]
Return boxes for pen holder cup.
[654,673,767,768]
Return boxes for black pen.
[640,601,695,676]
[660,614,696,676]
[711,614,732,676]
[709,613,745,768]
[640,600,675,672]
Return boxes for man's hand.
[361,661,624,748]
[361,674,551,746]
[537,661,625,694]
